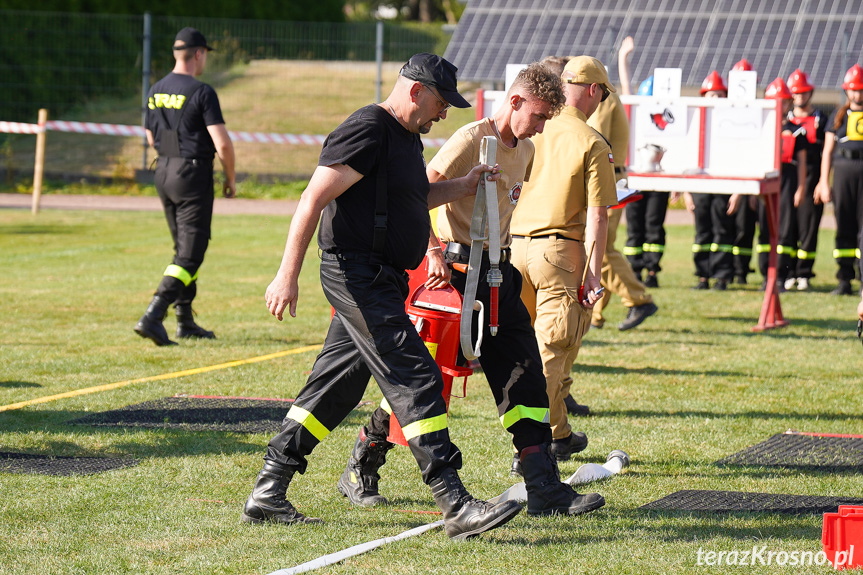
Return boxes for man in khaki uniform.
[587,92,657,332]
[511,56,618,455]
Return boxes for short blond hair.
[509,62,566,117]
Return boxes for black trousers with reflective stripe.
[795,163,823,278]
[625,191,670,274]
[692,193,735,280]
[449,258,551,451]
[733,198,757,279]
[831,157,863,281]
[265,258,461,483]
[154,156,214,303]
[776,163,800,281]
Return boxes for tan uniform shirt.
[432,117,534,248]
[587,93,629,172]
[511,106,618,241]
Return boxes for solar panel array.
[445,0,863,90]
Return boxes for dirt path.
[0,192,835,229]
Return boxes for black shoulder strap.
[370,129,388,264]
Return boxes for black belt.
[319,250,373,262]
[443,242,510,264]
[837,148,863,160]
[511,233,580,242]
[614,167,626,175]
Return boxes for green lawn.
[1,208,860,574]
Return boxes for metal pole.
[375,20,383,103]
[142,12,152,169]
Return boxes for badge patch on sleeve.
[508,182,522,204]
[608,152,615,163]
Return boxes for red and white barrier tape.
[0,119,448,148]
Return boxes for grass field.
[1,207,861,575]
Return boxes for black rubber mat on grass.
[640,490,863,514]
[716,433,863,471]
[0,452,139,476]
[67,396,294,434]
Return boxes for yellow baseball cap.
[563,56,616,95]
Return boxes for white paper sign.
[713,106,764,139]
[653,68,682,98]
[728,70,758,100]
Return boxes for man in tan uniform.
[587,92,658,332]
[510,56,618,455]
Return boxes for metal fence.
[0,10,448,183]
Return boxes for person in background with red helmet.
[684,71,742,290]
[786,69,827,291]
[755,78,807,288]
[815,63,863,297]
[730,59,761,285]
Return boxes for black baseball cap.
[173,27,214,51]
[400,53,470,109]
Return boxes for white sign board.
[728,70,758,100]
[653,68,682,98]
[621,95,780,194]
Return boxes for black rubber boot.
[337,426,394,506]
[520,444,605,517]
[134,296,177,346]
[242,461,323,525]
[430,467,522,540]
[175,304,216,339]
[510,452,523,477]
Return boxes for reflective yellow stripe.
[711,243,734,254]
[623,246,643,256]
[401,413,448,440]
[164,264,193,286]
[797,249,816,260]
[692,244,712,253]
[643,243,665,253]
[732,246,752,256]
[500,405,549,429]
[755,244,771,253]
[776,245,798,256]
[379,398,392,414]
[287,405,330,442]
[833,248,859,258]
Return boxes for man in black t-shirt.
[242,54,523,540]
[134,27,236,346]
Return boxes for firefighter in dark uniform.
[686,71,741,290]
[755,78,807,286]
[242,54,522,540]
[786,69,827,291]
[816,64,863,296]
[135,28,236,346]
[729,59,759,285]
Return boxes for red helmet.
[700,71,727,95]
[786,69,814,94]
[764,77,792,100]
[732,59,753,72]
[843,64,863,90]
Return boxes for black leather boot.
[429,467,522,540]
[337,426,394,506]
[520,444,605,517]
[175,304,216,339]
[242,461,323,525]
[134,295,177,346]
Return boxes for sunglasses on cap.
[565,79,610,102]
